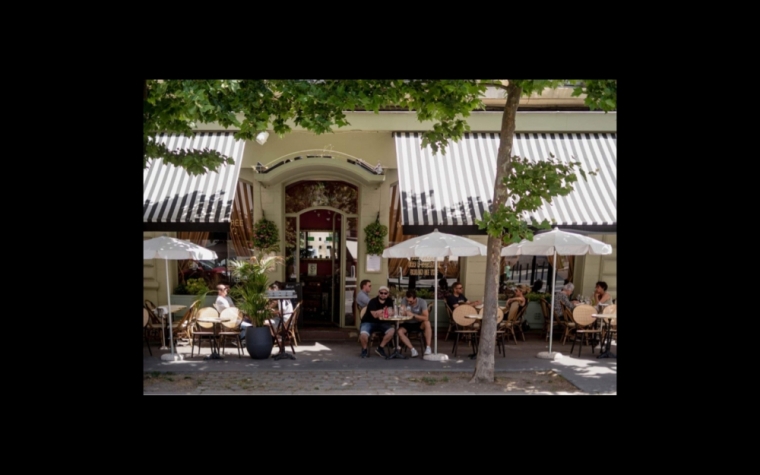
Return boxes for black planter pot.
[246,326,273,359]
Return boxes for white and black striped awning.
[394,131,616,234]
[143,132,246,231]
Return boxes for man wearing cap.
[359,285,396,358]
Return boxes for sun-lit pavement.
[143,333,616,395]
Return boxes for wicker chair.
[558,302,577,345]
[143,307,152,356]
[191,307,219,357]
[499,302,523,345]
[602,304,617,343]
[570,304,603,357]
[444,304,455,341]
[218,307,243,358]
[281,303,302,353]
[451,304,479,357]
[481,306,505,356]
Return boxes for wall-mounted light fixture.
[256,131,269,145]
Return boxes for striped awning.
[394,131,616,234]
[143,132,246,231]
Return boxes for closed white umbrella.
[143,235,217,361]
[382,229,487,357]
[501,228,612,356]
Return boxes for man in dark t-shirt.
[445,281,482,311]
[358,285,395,358]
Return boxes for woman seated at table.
[264,283,294,337]
[593,281,613,308]
[505,284,529,308]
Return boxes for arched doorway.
[284,181,358,328]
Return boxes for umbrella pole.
[166,260,175,357]
[434,257,438,354]
[548,251,557,354]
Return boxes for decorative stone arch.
[253,149,385,189]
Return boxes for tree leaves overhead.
[143,79,488,175]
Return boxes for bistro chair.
[499,302,523,345]
[558,302,577,345]
[540,298,559,342]
[191,307,219,358]
[444,304,455,341]
[451,304,479,357]
[218,307,243,358]
[143,307,152,356]
[281,303,301,353]
[570,304,603,357]
[602,304,617,343]
[481,305,506,356]
[144,300,165,344]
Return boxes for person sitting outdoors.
[505,284,529,310]
[397,290,433,357]
[215,284,233,313]
[359,285,396,358]
[531,279,543,294]
[264,283,294,338]
[356,279,372,310]
[445,281,482,311]
[554,282,580,317]
[594,281,612,308]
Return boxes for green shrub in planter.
[174,278,211,296]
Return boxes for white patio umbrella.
[143,235,217,361]
[501,228,612,356]
[382,229,487,358]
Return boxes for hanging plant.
[364,219,387,256]
[251,217,280,252]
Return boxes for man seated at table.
[359,285,396,358]
[356,279,372,310]
[445,281,482,311]
[397,289,433,357]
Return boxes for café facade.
[144,98,617,331]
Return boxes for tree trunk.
[471,82,521,383]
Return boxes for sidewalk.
[143,332,617,395]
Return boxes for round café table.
[383,315,413,359]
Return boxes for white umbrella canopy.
[382,229,487,356]
[501,228,612,355]
[143,236,217,360]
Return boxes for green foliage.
[228,253,283,326]
[477,153,597,244]
[251,217,280,252]
[526,292,552,302]
[144,79,489,175]
[173,278,210,296]
[364,220,388,256]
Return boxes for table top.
[157,305,187,316]
[197,316,223,323]
[465,314,483,320]
[475,304,484,310]
[591,314,616,319]
[383,315,413,322]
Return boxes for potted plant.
[364,219,387,256]
[229,252,284,359]
[524,292,552,330]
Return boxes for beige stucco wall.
[143,231,179,307]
